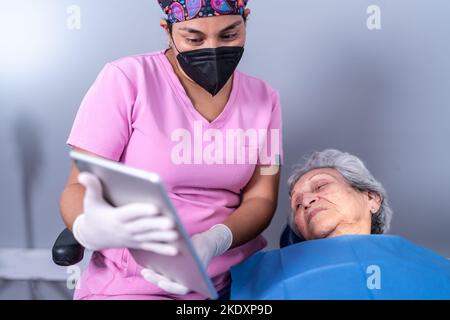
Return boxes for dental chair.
[52,224,304,267]
[279,225,305,248]
[52,228,84,266]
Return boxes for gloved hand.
[141,224,233,295]
[72,172,178,255]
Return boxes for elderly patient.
[230,149,450,300]
[287,149,392,240]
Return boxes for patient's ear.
[367,191,382,214]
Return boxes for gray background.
[0,0,449,299]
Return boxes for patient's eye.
[293,198,302,210]
[315,183,328,192]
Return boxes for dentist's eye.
[221,33,238,40]
[186,38,203,45]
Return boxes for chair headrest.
[279,225,305,248]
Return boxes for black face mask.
[173,40,244,96]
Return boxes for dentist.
[60,0,282,300]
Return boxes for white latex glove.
[72,172,178,255]
[141,224,233,295]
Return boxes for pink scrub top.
[66,50,283,300]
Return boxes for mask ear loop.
[169,32,183,56]
[169,33,193,69]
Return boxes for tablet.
[70,150,218,299]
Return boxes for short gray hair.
[288,149,393,235]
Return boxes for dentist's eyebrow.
[178,27,206,36]
[219,20,242,33]
[179,20,242,36]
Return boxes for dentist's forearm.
[59,183,86,231]
[223,197,276,248]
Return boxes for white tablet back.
[70,150,218,299]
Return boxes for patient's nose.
[302,193,317,210]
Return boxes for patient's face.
[290,168,375,240]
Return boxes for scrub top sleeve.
[66,63,136,161]
[260,89,284,166]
